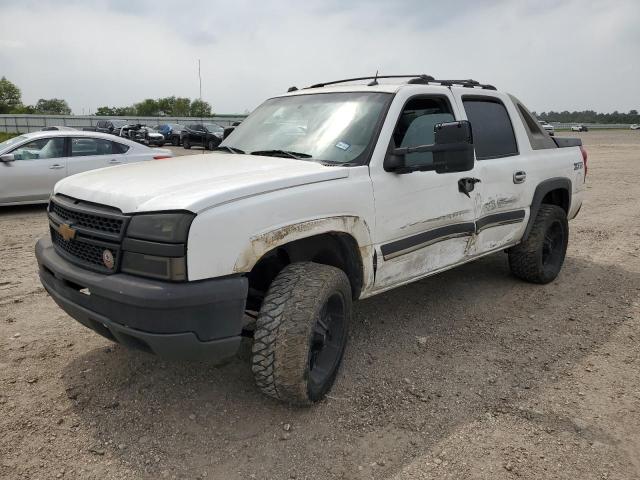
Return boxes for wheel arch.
[523,177,571,241]
[235,216,373,307]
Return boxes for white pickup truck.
[36,75,587,405]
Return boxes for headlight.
[122,212,194,281]
[126,213,194,243]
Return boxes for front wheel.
[251,262,352,405]
[207,139,217,151]
[508,204,568,284]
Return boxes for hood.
[53,153,350,213]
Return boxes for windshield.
[221,92,391,164]
[0,135,28,152]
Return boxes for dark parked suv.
[155,124,185,146]
[91,119,129,135]
[181,123,224,150]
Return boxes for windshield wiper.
[318,160,359,166]
[213,145,245,154]
[250,149,312,159]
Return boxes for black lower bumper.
[36,238,248,361]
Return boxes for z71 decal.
[574,162,584,170]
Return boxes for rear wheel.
[182,137,191,149]
[207,139,217,151]
[251,262,351,405]
[508,204,568,284]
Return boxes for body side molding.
[476,210,526,233]
[380,222,475,260]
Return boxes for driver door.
[0,136,67,203]
[370,91,479,292]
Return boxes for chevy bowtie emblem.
[57,223,76,242]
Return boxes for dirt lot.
[1,130,639,480]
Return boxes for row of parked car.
[0,130,173,206]
[87,120,236,150]
[0,118,244,205]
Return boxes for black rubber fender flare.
[522,177,572,242]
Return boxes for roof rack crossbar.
[436,79,496,90]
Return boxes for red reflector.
[579,146,588,178]
[153,155,172,160]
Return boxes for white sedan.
[0,130,172,206]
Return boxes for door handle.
[513,171,527,184]
[108,159,122,165]
[49,164,64,170]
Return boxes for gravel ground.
[1,131,639,480]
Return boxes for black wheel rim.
[542,220,564,269]
[307,293,346,398]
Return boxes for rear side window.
[112,141,129,154]
[511,95,557,150]
[463,98,518,160]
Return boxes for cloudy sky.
[1,0,638,115]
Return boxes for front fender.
[233,215,373,273]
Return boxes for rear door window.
[462,97,518,160]
[71,138,116,156]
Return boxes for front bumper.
[36,238,248,361]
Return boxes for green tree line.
[533,110,640,124]
[0,77,71,114]
[0,76,214,117]
[95,97,213,117]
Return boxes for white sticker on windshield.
[335,141,350,151]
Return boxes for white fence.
[0,114,247,133]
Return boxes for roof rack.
[303,75,496,91]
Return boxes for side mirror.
[384,120,474,174]
[223,126,235,140]
[0,153,15,163]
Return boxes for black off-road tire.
[182,138,191,149]
[508,204,568,284]
[251,262,352,405]
[207,139,217,151]
[172,135,181,146]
